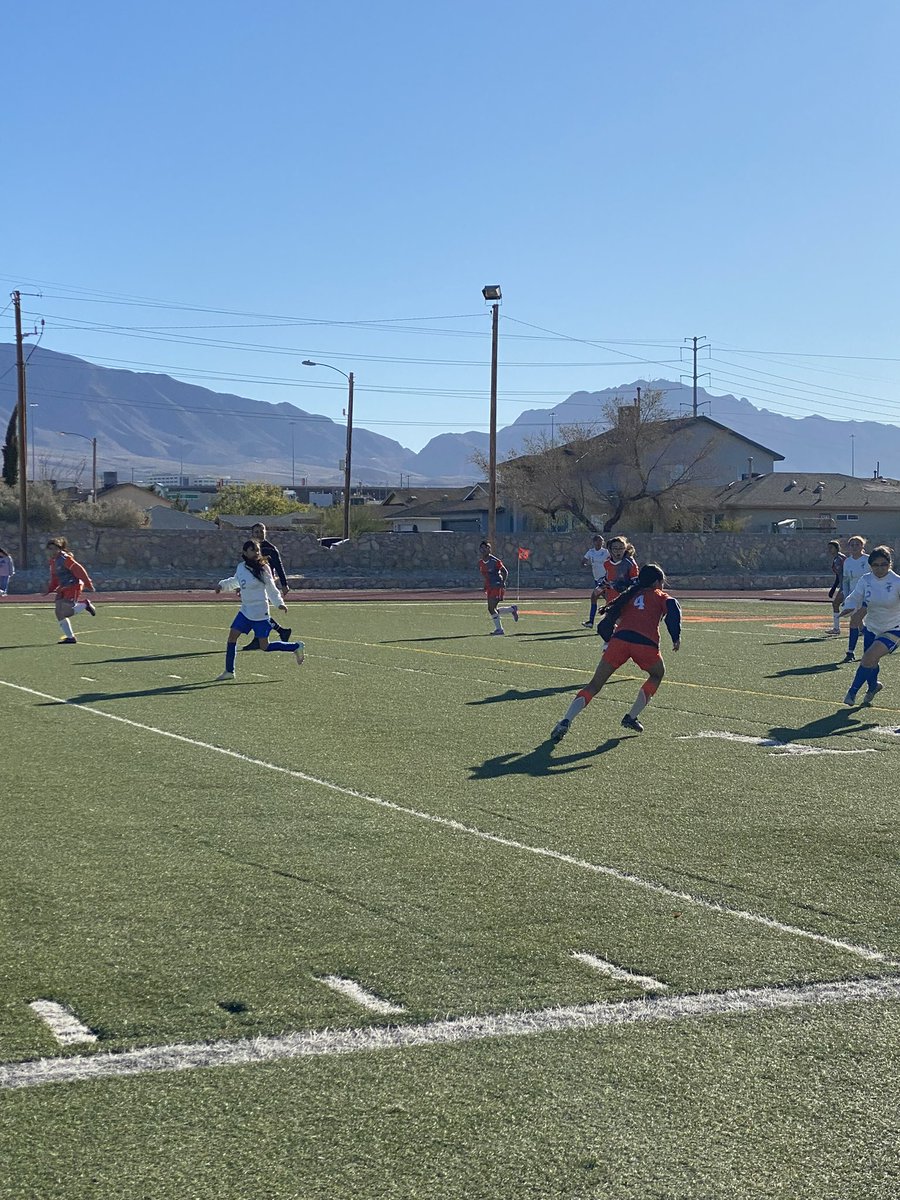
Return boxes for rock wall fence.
[0,526,861,592]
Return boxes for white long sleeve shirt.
[841,553,870,596]
[218,561,283,621]
[841,569,900,636]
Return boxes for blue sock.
[848,627,860,653]
[850,665,876,693]
[264,641,299,652]
[225,642,237,672]
[588,600,597,622]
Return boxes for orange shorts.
[602,638,662,673]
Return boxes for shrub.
[67,499,148,529]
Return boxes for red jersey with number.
[612,587,681,649]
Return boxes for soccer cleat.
[490,628,505,636]
[511,605,519,623]
[581,620,594,628]
[862,682,884,705]
[294,642,305,666]
[842,651,856,663]
[58,636,77,644]
[551,718,570,744]
[621,714,644,733]
[826,629,841,637]
[242,640,262,651]
[843,689,859,707]
[279,626,292,642]
[215,671,235,681]
[84,599,97,616]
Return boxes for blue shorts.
[871,626,900,653]
[230,611,274,638]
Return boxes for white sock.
[629,691,650,719]
[73,601,86,615]
[563,694,588,723]
[492,614,502,631]
[832,614,840,631]
[58,618,74,638]
[498,605,514,613]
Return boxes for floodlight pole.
[302,360,354,539]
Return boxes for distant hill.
[1,346,895,485]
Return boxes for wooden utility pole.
[13,292,28,567]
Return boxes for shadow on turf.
[766,661,844,679]
[767,709,877,743]
[36,679,275,705]
[470,738,622,779]
[468,680,629,706]
[81,651,220,664]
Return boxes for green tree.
[2,408,17,489]
[318,502,386,537]
[207,482,304,517]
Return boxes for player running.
[478,541,518,635]
[580,534,610,628]
[839,545,900,706]
[44,537,97,644]
[551,563,681,741]
[839,536,869,662]
[214,540,305,681]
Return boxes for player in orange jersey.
[45,537,97,644]
[551,563,681,740]
[478,541,519,635]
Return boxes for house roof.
[710,472,900,511]
[374,484,492,520]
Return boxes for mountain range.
[1,344,895,486]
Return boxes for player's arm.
[215,573,240,594]
[263,566,287,611]
[839,580,864,619]
[664,597,682,649]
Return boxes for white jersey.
[842,569,900,636]
[842,554,869,596]
[583,546,610,583]
[218,561,283,622]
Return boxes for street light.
[302,360,355,540]
[59,431,97,503]
[482,285,502,545]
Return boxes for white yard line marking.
[0,679,894,968]
[571,952,668,993]
[79,677,96,683]
[678,731,878,756]
[167,675,182,680]
[28,1001,97,1047]
[5,975,900,1091]
[320,976,406,1015]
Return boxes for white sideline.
[320,976,406,1015]
[28,1001,97,1046]
[678,731,877,756]
[1,679,896,968]
[4,975,900,1091]
[571,953,667,992]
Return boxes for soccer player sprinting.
[214,540,305,681]
[44,537,97,643]
[839,536,869,663]
[580,534,610,628]
[551,563,681,741]
[839,545,900,707]
[478,541,518,635]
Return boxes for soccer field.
[1,597,899,1199]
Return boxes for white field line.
[873,727,900,737]
[320,976,406,1015]
[28,1001,97,1047]
[5,975,900,1092]
[1,679,895,969]
[571,952,668,993]
[79,677,96,683]
[678,730,878,756]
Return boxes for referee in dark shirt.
[243,522,292,649]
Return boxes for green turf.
[1,596,898,1197]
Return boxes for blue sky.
[3,0,899,459]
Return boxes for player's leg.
[55,595,77,643]
[217,622,244,680]
[622,655,665,733]
[487,592,504,634]
[551,657,618,742]
[845,631,887,704]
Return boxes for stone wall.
[1,525,845,591]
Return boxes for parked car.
[317,537,349,549]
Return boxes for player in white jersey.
[839,545,900,706]
[839,536,869,663]
[213,540,305,680]
[581,534,610,628]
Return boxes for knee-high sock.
[492,613,502,631]
[264,641,300,652]
[848,627,860,653]
[588,599,597,623]
[225,642,237,673]
[73,601,86,615]
[629,679,659,719]
[564,688,593,723]
[849,664,876,694]
[58,618,74,638]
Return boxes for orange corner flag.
[517,547,531,561]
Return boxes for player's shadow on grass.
[383,633,499,644]
[763,637,833,646]
[468,685,577,706]
[766,662,844,679]
[767,709,876,743]
[470,739,622,779]
[82,651,220,664]
[37,680,274,705]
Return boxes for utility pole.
[13,292,28,568]
[684,336,709,416]
[342,372,354,542]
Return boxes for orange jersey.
[612,587,681,648]
[47,552,94,601]
[603,555,639,592]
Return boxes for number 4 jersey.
[611,587,682,649]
